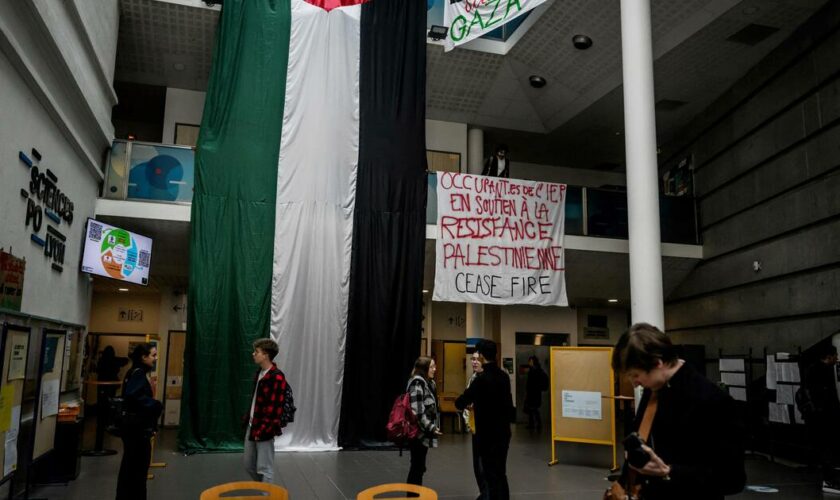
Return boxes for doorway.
[514,332,570,427]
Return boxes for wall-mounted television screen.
[81,219,152,285]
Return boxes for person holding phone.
[610,324,746,500]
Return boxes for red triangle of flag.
[303,0,370,12]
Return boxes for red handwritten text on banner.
[433,173,568,306]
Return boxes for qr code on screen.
[139,250,150,268]
[88,222,102,242]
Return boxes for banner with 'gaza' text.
[433,173,568,306]
[444,0,548,51]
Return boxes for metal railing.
[101,142,699,244]
[426,173,699,245]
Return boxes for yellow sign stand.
[548,346,616,470]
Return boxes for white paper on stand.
[3,438,16,477]
[40,379,60,418]
[719,359,745,372]
[776,384,795,405]
[768,403,790,424]
[728,387,747,401]
[766,355,777,390]
[777,362,801,383]
[721,372,746,387]
[561,390,603,420]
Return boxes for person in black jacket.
[456,340,515,500]
[481,145,510,178]
[612,323,746,500]
[802,343,840,494]
[524,356,547,430]
[115,343,163,500]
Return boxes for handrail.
[100,141,699,244]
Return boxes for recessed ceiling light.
[422,289,429,294]
[173,63,186,71]
[118,288,129,292]
[608,299,618,303]
[572,34,593,50]
[528,75,547,89]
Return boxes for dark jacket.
[632,363,746,500]
[455,362,515,440]
[481,156,509,178]
[98,355,129,382]
[524,365,547,408]
[803,361,840,421]
[246,364,288,441]
[122,366,163,433]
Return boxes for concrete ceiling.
[114,0,829,169]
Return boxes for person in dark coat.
[405,356,441,492]
[481,144,510,178]
[802,343,840,494]
[115,343,162,500]
[612,323,746,500]
[524,355,547,430]
[456,340,515,500]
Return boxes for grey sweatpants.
[243,427,275,483]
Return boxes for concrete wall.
[0,0,119,326]
[426,119,468,167]
[0,49,99,326]
[664,3,840,356]
[162,87,206,144]
[576,308,629,347]
[0,0,118,175]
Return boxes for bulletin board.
[32,329,67,461]
[0,324,29,482]
[549,346,616,469]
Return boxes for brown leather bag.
[603,392,658,500]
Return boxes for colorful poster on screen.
[81,219,152,285]
[433,173,568,306]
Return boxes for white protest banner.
[444,0,548,52]
[433,173,568,306]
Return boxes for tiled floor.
[18,424,835,499]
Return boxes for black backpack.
[106,368,147,436]
[280,379,296,427]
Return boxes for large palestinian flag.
[179,0,426,451]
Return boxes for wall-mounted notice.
[768,402,790,424]
[561,390,602,420]
[433,173,568,306]
[719,358,745,372]
[728,387,747,402]
[4,406,20,477]
[7,333,28,381]
[721,372,746,387]
[40,379,59,419]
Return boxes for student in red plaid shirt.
[243,338,287,483]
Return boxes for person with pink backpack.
[403,357,442,492]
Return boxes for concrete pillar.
[466,127,486,340]
[467,127,484,175]
[620,0,664,330]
